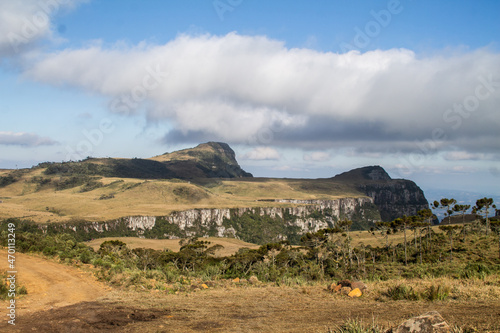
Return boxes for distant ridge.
[333,165,428,221]
[150,142,252,179]
[0,144,429,225]
[332,165,391,182]
[38,142,252,180]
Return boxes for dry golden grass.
[0,166,365,223]
[366,275,500,301]
[349,226,449,248]
[12,280,498,332]
[86,236,260,256]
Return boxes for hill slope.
[332,166,429,221]
[150,142,252,179]
[0,145,429,230]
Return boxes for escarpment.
[38,197,379,245]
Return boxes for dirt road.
[0,249,108,328]
[0,251,499,332]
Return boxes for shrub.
[79,250,94,264]
[331,318,383,333]
[424,284,450,301]
[126,271,146,287]
[461,263,490,279]
[42,246,57,256]
[162,266,180,283]
[18,286,28,295]
[0,280,8,300]
[0,174,17,188]
[199,264,222,281]
[383,284,420,301]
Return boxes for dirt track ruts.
[0,249,108,323]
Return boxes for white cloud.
[18,32,500,156]
[303,151,331,162]
[0,0,86,57]
[444,151,496,161]
[0,131,57,146]
[272,165,309,172]
[243,147,281,160]
[450,165,477,173]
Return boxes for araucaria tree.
[433,198,457,224]
[473,198,496,235]
[439,225,462,261]
[392,215,412,266]
[490,221,500,259]
[453,204,471,224]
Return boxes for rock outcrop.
[333,166,429,221]
[43,197,377,244]
[386,311,451,333]
[361,181,429,221]
[151,142,253,179]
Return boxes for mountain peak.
[332,165,391,182]
[195,142,236,162]
[151,142,252,179]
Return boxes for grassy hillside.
[0,144,427,226]
[82,225,451,255]
[86,236,260,256]
[0,168,365,223]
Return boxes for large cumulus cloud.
[19,32,500,157]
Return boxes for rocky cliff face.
[360,181,429,221]
[332,166,429,221]
[48,197,377,244]
[152,141,253,179]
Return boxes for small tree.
[411,215,430,264]
[453,204,471,224]
[391,216,412,266]
[473,198,496,235]
[490,221,500,259]
[418,208,433,225]
[433,198,456,224]
[372,221,391,249]
[337,219,353,267]
[418,208,435,254]
[439,225,461,261]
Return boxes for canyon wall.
[43,197,378,244]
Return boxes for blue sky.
[1,0,499,200]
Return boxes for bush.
[0,280,8,300]
[162,266,180,283]
[424,284,450,301]
[383,284,420,301]
[42,246,57,256]
[199,264,222,281]
[461,263,490,279]
[79,250,94,264]
[18,286,28,295]
[0,174,17,188]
